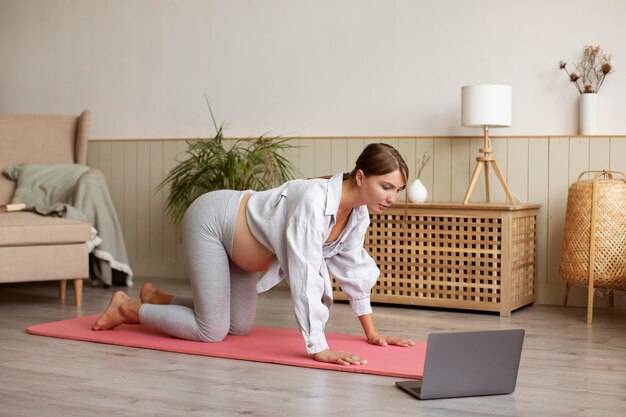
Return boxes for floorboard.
[1,278,625,417]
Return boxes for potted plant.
[156,101,297,226]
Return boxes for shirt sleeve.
[325,224,380,317]
[281,217,330,355]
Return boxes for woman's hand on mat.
[367,332,416,347]
[313,349,368,366]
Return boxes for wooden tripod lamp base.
[461,84,514,205]
[463,126,515,204]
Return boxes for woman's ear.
[355,169,365,186]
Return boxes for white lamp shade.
[461,84,512,128]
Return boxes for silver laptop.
[396,329,524,400]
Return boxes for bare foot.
[92,291,139,330]
[140,283,173,305]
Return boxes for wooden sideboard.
[332,202,540,316]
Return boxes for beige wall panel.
[589,138,610,172]
[136,142,152,266]
[507,138,529,203]
[110,143,126,236]
[132,258,187,282]
[610,137,626,172]
[330,139,348,174]
[98,142,113,190]
[298,139,316,178]
[569,138,590,182]
[546,138,569,302]
[149,142,164,262]
[450,138,470,202]
[283,138,300,179]
[175,141,189,265]
[86,141,99,168]
[432,138,451,201]
[528,139,549,304]
[314,139,332,177]
[122,141,138,264]
[162,141,179,263]
[487,138,509,204]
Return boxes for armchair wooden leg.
[59,280,67,302]
[73,279,84,307]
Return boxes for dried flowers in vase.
[559,45,614,94]
[416,151,431,179]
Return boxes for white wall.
[1,0,625,139]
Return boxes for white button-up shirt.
[246,172,380,354]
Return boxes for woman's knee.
[196,320,229,343]
[229,322,253,336]
[229,313,255,336]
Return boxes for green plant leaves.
[155,128,297,227]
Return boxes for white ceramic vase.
[408,179,428,203]
[579,93,598,136]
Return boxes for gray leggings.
[138,190,258,342]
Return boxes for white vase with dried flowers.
[559,45,614,136]
[408,151,431,203]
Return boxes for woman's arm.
[358,314,415,347]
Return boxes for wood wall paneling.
[507,138,529,204]
[86,136,625,309]
[527,139,550,304]
[432,138,452,201]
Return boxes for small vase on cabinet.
[579,93,598,136]
[408,179,428,203]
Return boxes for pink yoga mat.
[28,314,425,378]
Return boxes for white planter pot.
[408,179,428,203]
[579,93,598,136]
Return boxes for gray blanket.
[34,169,133,287]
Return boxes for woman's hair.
[349,143,409,184]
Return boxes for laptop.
[395,329,525,400]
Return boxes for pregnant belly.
[231,193,276,273]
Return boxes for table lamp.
[461,84,515,204]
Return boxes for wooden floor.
[1,278,625,417]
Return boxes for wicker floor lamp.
[560,170,626,324]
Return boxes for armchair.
[0,110,92,306]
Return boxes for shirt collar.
[324,172,345,216]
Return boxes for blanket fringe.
[93,248,134,287]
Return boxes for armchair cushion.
[0,212,91,246]
[3,163,89,208]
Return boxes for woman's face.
[356,169,406,213]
